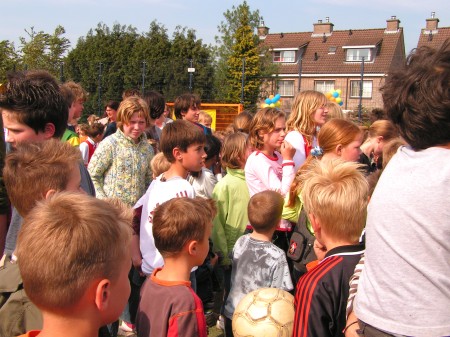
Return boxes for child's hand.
[280,140,295,161]
[313,239,327,261]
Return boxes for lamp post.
[358,56,365,122]
[188,59,195,93]
[240,57,246,104]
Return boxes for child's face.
[106,107,117,121]
[181,142,206,172]
[122,112,146,143]
[104,251,131,324]
[182,106,200,123]
[262,117,286,153]
[70,99,84,120]
[65,164,84,193]
[340,134,363,162]
[2,110,52,148]
[312,102,328,127]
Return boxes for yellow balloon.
[269,94,274,99]
[336,89,342,95]
[336,97,342,103]
[269,103,275,107]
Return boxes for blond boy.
[136,197,216,337]
[150,152,171,179]
[292,159,367,337]
[0,140,87,336]
[16,192,132,337]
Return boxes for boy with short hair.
[292,159,367,337]
[132,120,206,275]
[173,93,212,135]
[223,190,293,337]
[60,81,88,146]
[15,191,132,337]
[79,123,105,166]
[0,69,95,255]
[0,139,91,337]
[136,197,216,337]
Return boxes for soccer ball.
[232,287,295,337]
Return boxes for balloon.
[336,97,342,103]
[336,89,342,95]
[269,103,275,107]
[332,91,339,98]
[269,94,274,99]
[275,101,281,107]
[338,101,343,106]
[265,98,271,104]
[326,92,332,99]
[329,97,335,102]
[273,94,281,102]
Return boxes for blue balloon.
[273,94,281,102]
[332,92,339,98]
[265,98,271,104]
[338,101,343,106]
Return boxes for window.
[314,80,335,94]
[273,50,296,63]
[346,48,371,62]
[350,80,372,98]
[278,80,295,96]
[328,46,337,54]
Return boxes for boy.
[223,190,293,337]
[292,159,367,337]
[132,120,206,276]
[136,197,216,337]
[173,93,212,135]
[352,40,450,336]
[0,140,88,336]
[0,69,95,255]
[15,191,132,337]
[198,111,212,129]
[60,81,88,146]
[79,123,105,166]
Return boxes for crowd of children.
[0,39,449,337]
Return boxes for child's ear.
[309,213,322,238]
[45,189,57,199]
[94,279,111,311]
[335,144,343,156]
[173,147,183,161]
[187,240,198,256]
[44,123,56,139]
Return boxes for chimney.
[386,16,400,32]
[426,12,439,31]
[313,18,333,37]
[257,17,269,39]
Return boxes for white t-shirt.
[285,130,317,171]
[135,174,195,275]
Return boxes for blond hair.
[286,90,327,143]
[249,108,285,150]
[368,120,398,140]
[301,159,368,243]
[4,139,82,217]
[152,197,217,257]
[232,111,253,134]
[151,152,171,177]
[17,192,133,311]
[116,96,151,131]
[198,111,212,125]
[325,101,344,120]
[61,81,87,102]
[220,132,249,170]
[248,190,284,233]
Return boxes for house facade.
[417,13,450,49]
[258,17,406,112]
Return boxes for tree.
[18,26,70,77]
[226,9,261,108]
[0,40,18,81]
[214,1,261,103]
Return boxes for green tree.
[214,1,261,103]
[0,40,18,81]
[226,9,261,108]
[19,26,70,77]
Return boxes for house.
[258,17,405,112]
[417,13,450,49]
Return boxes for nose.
[5,132,14,144]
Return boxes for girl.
[211,132,252,332]
[285,90,329,170]
[359,119,399,174]
[245,108,295,199]
[88,96,154,206]
[283,118,364,226]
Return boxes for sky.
[2,0,449,55]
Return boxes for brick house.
[258,17,405,112]
[417,13,450,49]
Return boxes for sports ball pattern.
[232,287,295,337]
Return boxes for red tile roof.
[261,27,405,75]
[417,26,450,49]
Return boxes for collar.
[151,268,191,287]
[324,244,365,260]
[255,150,279,161]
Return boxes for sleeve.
[280,160,295,197]
[66,136,80,147]
[87,140,113,199]
[346,254,365,318]
[79,142,89,166]
[211,183,230,265]
[282,193,301,223]
[286,131,307,171]
[270,254,294,291]
[201,170,218,199]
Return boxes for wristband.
[342,321,358,333]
